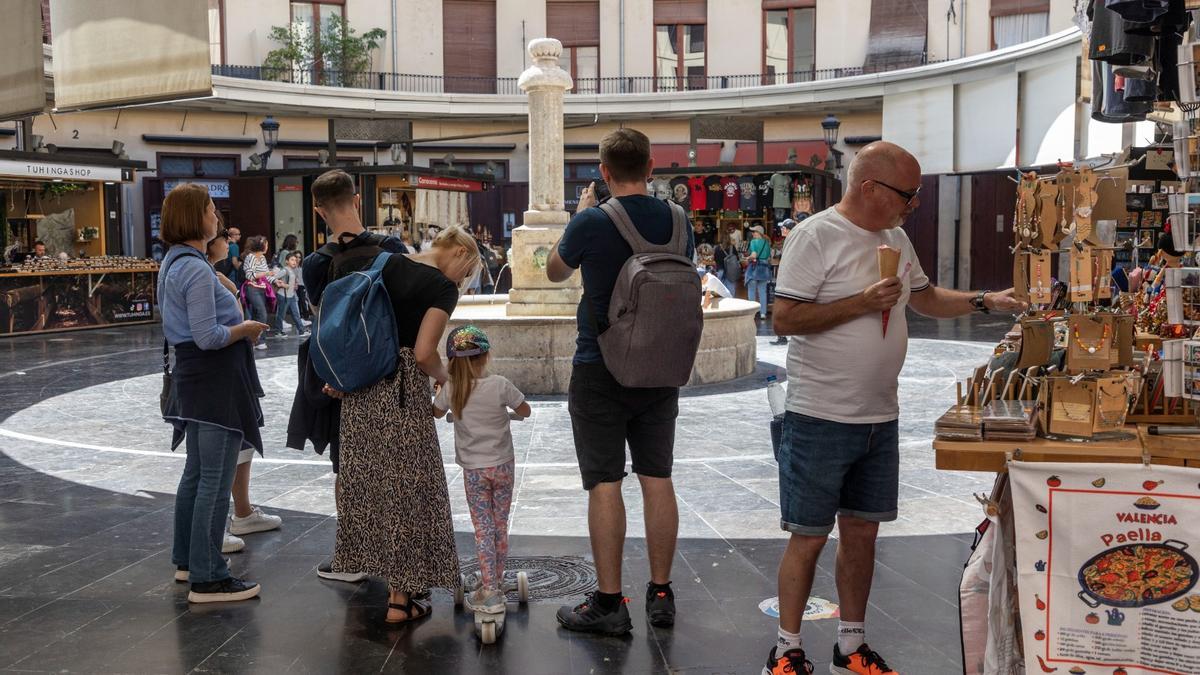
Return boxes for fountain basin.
[447,295,760,394]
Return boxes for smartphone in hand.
[593,180,611,201]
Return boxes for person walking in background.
[241,236,273,350]
[158,183,268,603]
[273,253,308,337]
[745,225,773,321]
[545,128,693,636]
[226,227,243,286]
[432,326,531,619]
[277,234,300,268]
[762,143,1024,675]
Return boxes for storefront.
[230,165,495,257]
[0,151,156,336]
[141,153,240,261]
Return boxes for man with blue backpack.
[290,169,407,584]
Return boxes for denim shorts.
[776,412,900,536]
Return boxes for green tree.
[262,15,385,87]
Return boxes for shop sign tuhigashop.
[1012,461,1200,675]
[0,159,129,183]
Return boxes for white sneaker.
[222,532,245,553]
[317,561,366,582]
[229,507,282,536]
[254,343,267,351]
[300,319,312,327]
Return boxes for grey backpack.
[596,199,703,388]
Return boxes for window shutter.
[989,0,1051,17]
[653,0,707,24]
[548,1,600,46]
[862,0,929,73]
[443,0,497,93]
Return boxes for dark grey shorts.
[567,362,679,490]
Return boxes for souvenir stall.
[371,173,480,249]
[933,152,1200,674]
[0,153,156,336]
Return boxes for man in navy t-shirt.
[547,128,694,637]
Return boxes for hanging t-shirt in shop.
[650,177,672,201]
[1105,0,1169,25]
[722,176,740,211]
[770,173,793,209]
[689,176,707,210]
[756,174,773,213]
[670,177,690,209]
[1088,0,1154,66]
[705,176,724,211]
[738,175,757,212]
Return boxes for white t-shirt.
[774,206,930,424]
[433,374,526,469]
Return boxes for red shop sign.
[276,184,303,192]
[416,175,483,192]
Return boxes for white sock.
[838,621,866,654]
[776,627,802,652]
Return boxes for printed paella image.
[1079,542,1198,608]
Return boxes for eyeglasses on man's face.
[863,179,921,206]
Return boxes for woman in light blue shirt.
[158,183,268,604]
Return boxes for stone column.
[507,38,582,317]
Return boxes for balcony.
[211,56,938,96]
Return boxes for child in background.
[272,252,307,337]
[433,326,531,617]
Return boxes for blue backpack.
[311,251,398,393]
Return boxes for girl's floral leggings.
[464,460,515,589]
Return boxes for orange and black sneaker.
[762,646,814,675]
[831,643,898,674]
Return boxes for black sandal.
[385,597,432,624]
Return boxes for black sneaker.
[317,561,366,583]
[762,646,814,675]
[174,557,230,583]
[771,337,788,345]
[556,591,633,636]
[187,577,260,603]
[831,643,897,674]
[645,582,675,627]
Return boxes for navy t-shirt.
[558,195,696,365]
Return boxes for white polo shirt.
[774,206,930,424]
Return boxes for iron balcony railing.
[212,56,936,96]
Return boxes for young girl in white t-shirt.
[433,325,531,617]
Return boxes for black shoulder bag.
[159,248,207,416]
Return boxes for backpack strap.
[599,199,689,256]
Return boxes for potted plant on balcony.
[263,15,385,88]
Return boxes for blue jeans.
[172,421,241,583]
[274,295,305,334]
[747,279,769,318]
[776,412,900,537]
[244,285,270,341]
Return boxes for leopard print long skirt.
[331,348,460,592]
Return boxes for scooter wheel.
[517,571,530,604]
[480,620,497,644]
[454,573,468,607]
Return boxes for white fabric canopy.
[0,0,47,121]
[50,0,212,111]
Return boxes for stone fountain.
[446,39,759,394]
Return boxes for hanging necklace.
[1073,320,1112,354]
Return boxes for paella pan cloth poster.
[1011,462,1200,675]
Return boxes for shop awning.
[0,1,47,120]
[862,0,929,73]
[49,0,213,112]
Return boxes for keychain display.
[1029,250,1053,305]
[1070,245,1095,303]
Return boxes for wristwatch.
[971,290,991,314]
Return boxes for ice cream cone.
[878,246,901,337]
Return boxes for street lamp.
[821,113,844,171]
[250,115,281,170]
